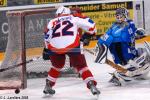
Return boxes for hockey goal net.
[0,8,77,90]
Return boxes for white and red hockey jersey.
[44,14,96,54]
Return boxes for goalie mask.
[115,8,129,23]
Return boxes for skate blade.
[42,94,53,98]
[94,94,100,100]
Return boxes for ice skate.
[109,72,132,86]
[43,79,55,95]
[109,73,122,86]
[88,81,100,96]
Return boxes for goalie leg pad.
[95,43,107,63]
[125,47,150,77]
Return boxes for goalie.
[95,7,150,86]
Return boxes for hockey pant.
[46,53,97,89]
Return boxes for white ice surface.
[0,51,150,100]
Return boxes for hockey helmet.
[71,7,82,14]
[56,6,71,16]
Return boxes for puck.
[15,88,20,94]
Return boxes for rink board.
[0,35,150,61]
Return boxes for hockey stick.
[102,47,128,73]
[105,59,127,73]
[105,59,149,76]
[97,46,129,74]
[84,48,95,55]
[0,56,42,72]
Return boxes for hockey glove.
[42,48,50,60]
[135,28,146,39]
[82,38,90,46]
[80,33,93,46]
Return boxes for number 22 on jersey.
[52,21,74,38]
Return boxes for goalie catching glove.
[135,28,146,39]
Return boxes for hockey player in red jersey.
[71,7,95,46]
[43,6,100,96]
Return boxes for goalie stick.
[84,48,129,73]
[106,59,150,76]
[0,56,42,72]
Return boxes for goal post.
[0,11,26,89]
[0,7,77,90]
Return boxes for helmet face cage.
[115,8,129,18]
[115,8,129,23]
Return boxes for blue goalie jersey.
[98,20,138,65]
